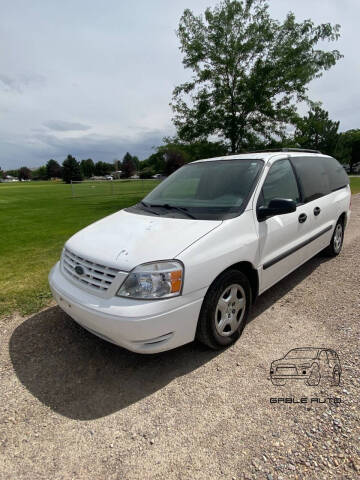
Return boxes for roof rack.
[248,148,321,154]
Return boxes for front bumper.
[49,262,205,353]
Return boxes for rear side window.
[291,157,330,203]
[320,157,349,192]
[292,156,349,203]
[260,159,300,207]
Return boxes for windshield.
[284,349,319,360]
[142,159,263,220]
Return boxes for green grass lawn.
[350,176,360,194]
[0,177,359,319]
[0,180,159,318]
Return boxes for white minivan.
[49,149,350,353]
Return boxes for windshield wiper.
[138,201,160,215]
[149,203,196,219]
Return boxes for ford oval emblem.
[75,265,84,275]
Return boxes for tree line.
[0,152,141,183]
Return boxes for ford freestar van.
[49,149,350,353]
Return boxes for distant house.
[1,175,19,183]
[111,170,122,179]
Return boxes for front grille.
[62,247,120,292]
[276,367,298,376]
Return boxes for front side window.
[260,159,300,207]
[141,159,263,220]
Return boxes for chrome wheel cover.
[333,223,343,253]
[215,284,246,337]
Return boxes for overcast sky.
[0,0,359,169]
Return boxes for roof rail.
[247,148,321,154]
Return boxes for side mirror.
[257,198,297,221]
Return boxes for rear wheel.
[196,270,251,350]
[324,218,344,256]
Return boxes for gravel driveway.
[1,196,359,480]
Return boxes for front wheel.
[307,364,321,386]
[196,270,251,350]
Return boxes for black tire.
[324,218,344,257]
[196,269,252,350]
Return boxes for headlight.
[117,261,183,299]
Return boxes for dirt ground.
[1,196,359,480]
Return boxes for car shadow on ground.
[9,253,332,420]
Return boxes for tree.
[163,149,186,175]
[122,152,136,178]
[295,105,339,155]
[18,167,32,180]
[172,0,342,153]
[80,158,95,178]
[5,169,19,177]
[62,155,83,183]
[0,166,4,179]
[132,155,140,172]
[93,161,112,176]
[32,166,47,180]
[336,129,360,173]
[46,159,62,179]
[139,166,155,179]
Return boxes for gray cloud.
[0,73,45,93]
[43,120,91,132]
[0,129,167,169]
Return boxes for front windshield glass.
[142,159,263,220]
[284,349,319,359]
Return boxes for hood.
[66,209,221,271]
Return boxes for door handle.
[298,213,307,223]
[314,206,321,216]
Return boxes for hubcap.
[333,223,343,253]
[215,284,246,337]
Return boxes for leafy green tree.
[132,156,140,171]
[62,155,83,183]
[80,158,95,178]
[32,166,47,180]
[5,169,19,177]
[295,105,339,155]
[336,129,360,173]
[163,150,186,175]
[172,0,342,153]
[139,166,155,179]
[18,167,32,180]
[46,159,62,179]
[122,152,136,178]
[0,166,5,179]
[93,161,113,176]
